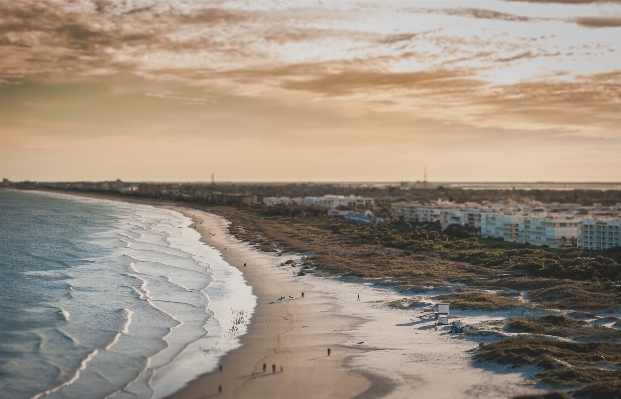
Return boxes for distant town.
[2,178,620,251]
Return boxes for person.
[280,365,283,372]
[327,348,331,356]
[357,294,360,301]
[218,385,222,394]
[219,364,223,372]
[263,363,266,372]
[244,263,246,267]
[301,292,304,298]
[272,364,276,373]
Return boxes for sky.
[1,0,620,182]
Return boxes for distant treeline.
[6,180,621,206]
[155,183,621,205]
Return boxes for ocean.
[0,190,256,399]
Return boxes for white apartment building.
[391,201,421,222]
[480,213,522,241]
[460,210,483,228]
[393,201,483,229]
[304,195,374,208]
[391,200,621,250]
[521,215,581,247]
[580,217,621,250]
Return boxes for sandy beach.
[162,206,546,399]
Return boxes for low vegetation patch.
[387,298,420,309]
[506,315,621,341]
[478,338,621,398]
[507,315,587,334]
[435,291,521,310]
[539,369,621,398]
[476,337,621,368]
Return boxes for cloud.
[439,8,535,22]
[176,7,249,24]
[281,69,483,96]
[496,51,534,62]
[572,16,621,27]
[375,32,426,45]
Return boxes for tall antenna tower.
[424,167,427,185]
[211,173,214,184]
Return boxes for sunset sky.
[1,0,620,182]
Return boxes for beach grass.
[434,291,522,310]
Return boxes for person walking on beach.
[301,292,304,298]
[219,364,223,372]
[244,263,246,267]
[327,348,331,356]
[218,385,222,394]
[263,363,266,372]
[272,364,276,373]
[357,294,360,301]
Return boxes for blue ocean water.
[0,190,255,399]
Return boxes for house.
[344,211,384,225]
[327,205,354,217]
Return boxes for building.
[304,195,374,208]
[580,217,621,250]
[138,184,171,196]
[391,199,621,249]
[480,213,521,241]
[521,214,581,247]
[209,193,259,205]
[263,197,304,206]
[327,205,354,216]
[344,211,384,225]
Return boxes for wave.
[57,307,70,321]
[30,348,99,399]
[124,255,208,277]
[104,309,133,351]
[128,261,139,274]
[121,309,133,334]
[163,276,190,292]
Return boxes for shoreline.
[165,207,373,398]
[32,190,546,398]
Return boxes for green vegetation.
[434,291,521,310]
[476,337,621,369]
[211,205,621,310]
[504,315,621,341]
[507,315,588,334]
[477,338,621,397]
